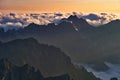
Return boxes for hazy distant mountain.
[0,38,100,80]
[0,15,120,72]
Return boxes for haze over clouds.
[0,12,120,31]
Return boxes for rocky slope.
[0,38,100,80]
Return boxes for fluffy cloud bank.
[83,13,120,26]
[0,12,120,30]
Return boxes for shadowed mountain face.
[0,38,72,77]
[0,38,100,80]
[0,15,120,71]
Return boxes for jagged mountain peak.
[67,15,88,23]
[67,15,79,20]
[67,15,92,29]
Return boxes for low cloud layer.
[0,12,120,30]
[75,62,120,80]
[84,62,120,80]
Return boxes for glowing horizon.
[0,0,120,13]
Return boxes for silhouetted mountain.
[67,15,90,26]
[0,38,100,80]
[67,15,94,31]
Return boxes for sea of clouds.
[74,62,120,80]
[86,62,120,80]
[0,12,120,31]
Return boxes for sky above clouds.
[0,0,120,13]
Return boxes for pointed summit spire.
[67,15,89,25]
[68,15,78,20]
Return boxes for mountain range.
[0,15,120,71]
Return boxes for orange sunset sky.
[0,0,120,13]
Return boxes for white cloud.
[81,13,120,26]
[0,12,120,31]
[0,22,23,32]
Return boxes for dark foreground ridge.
[0,38,100,80]
[0,59,70,80]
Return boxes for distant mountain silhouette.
[0,16,120,71]
[67,15,94,31]
[67,15,91,27]
[0,38,100,80]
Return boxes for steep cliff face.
[0,38,100,80]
